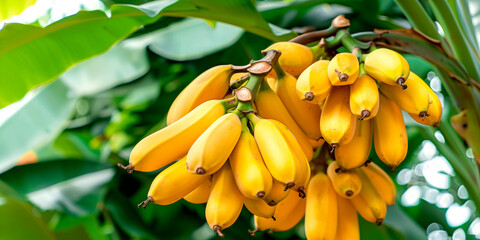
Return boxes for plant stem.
[428,0,480,82]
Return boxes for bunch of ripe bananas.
[118,26,442,239]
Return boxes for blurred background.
[1,0,480,239]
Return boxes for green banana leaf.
[0,159,114,216]
[0,0,36,21]
[0,0,294,108]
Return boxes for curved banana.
[409,78,443,126]
[373,93,408,170]
[335,119,372,170]
[320,86,357,148]
[335,196,359,240]
[327,161,362,198]
[327,53,359,86]
[244,197,276,219]
[139,157,208,206]
[296,60,332,104]
[363,162,396,205]
[271,119,311,196]
[184,177,212,204]
[253,190,306,233]
[350,74,379,120]
[265,74,278,90]
[230,118,273,199]
[186,113,242,175]
[255,81,313,160]
[264,42,314,77]
[250,115,301,189]
[379,72,430,118]
[167,65,233,125]
[274,68,322,140]
[350,168,387,225]
[206,162,244,237]
[305,171,338,240]
[127,99,234,173]
[264,180,290,206]
[364,48,410,89]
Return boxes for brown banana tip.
[117,163,134,174]
[285,182,295,190]
[376,219,384,226]
[248,229,258,237]
[345,190,354,197]
[213,225,224,238]
[390,166,397,173]
[257,191,265,198]
[433,123,440,128]
[137,196,153,209]
[336,70,349,82]
[419,111,429,121]
[267,200,277,206]
[272,216,276,221]
[268,229,274,234]
[335,167,345,173]
[363,159,372,167]
[396,76,407,89]
[360,110,370,120]
[298,188,306,198]
[330,143,339,149]
[305,92,315,101]
[196,167,206,175]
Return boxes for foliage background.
[0,0,480,239]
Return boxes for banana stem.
[289,15,350,45]
[339,30,371,52]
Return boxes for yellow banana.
[230,118,273,199]
[167,65,233,125]
[184,177,212,204]
[138,157,208,206]
[364,48,410,89]
[334,119,372,170]
[450,109,468,140]
[363,162,396,205]
[264,180,290,206]
[126,99,234,173]
[249,115,302,190]
[274,68,322,140]
[305,171,337,240]
[309,138,325,151]
[265,74,278,90]
[296,60,332,104]
[373,93,408,170]
[335,196,359,240]
[255,81,313,160]
[327,161,362,198]
[264,42,314,77]
[186,113,242,175]
[244,197,276,219]
[327,53,359,86]
[350,168,387,225]
[253,190,306,233]
[379,72,430,118]
[409,78,443,126]
[206,162,244,237]
[350,74,379,120]
[229,72,249,87]
[271,119,311,197]
[320,86,357,148]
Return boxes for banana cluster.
[119,40,443,239]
